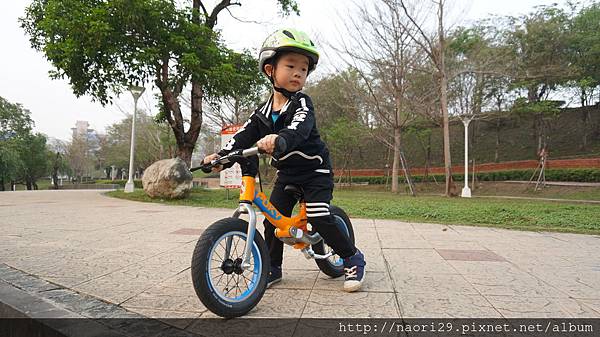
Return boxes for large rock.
[142,158,192,199]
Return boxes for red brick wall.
[334,158,600,177]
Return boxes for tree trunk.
[391,127,401,193]
[536,114,544,154]
[51,152,59,189]
[0,177,4,191]
[471,120,477,151]
[161,0,211,167]
[234,98,240,123]
[26,179,32,190]
[52,172,59,189]
[440,70,452,195]
[474,73,483,115]
[437,1,453,197]
[526,85,545,154]
[582,109,590,150]
[527,88,537,102]
[176,146,193,166]
[338,150,353,187]
[495,118,501,163]
[181,81,204,166]
[158,80,203,167]
[425,133,432,180]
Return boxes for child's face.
[267,52,310,93]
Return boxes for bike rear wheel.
[312,205,355,278]
[191,217,269,318]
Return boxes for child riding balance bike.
[191,29,366,318]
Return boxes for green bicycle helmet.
[259,28,320,75]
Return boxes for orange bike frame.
[240,176,309,249]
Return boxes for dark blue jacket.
[218,92,332,175]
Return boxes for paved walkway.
[1,190,599,326]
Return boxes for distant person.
[538,146,548,161]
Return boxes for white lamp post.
[124,85,145,193]
[461,116,473,198]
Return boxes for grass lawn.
[106,186,600,235]
[388,181,600,201]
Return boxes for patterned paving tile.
[170,228,203,235]
[437,249,507,262]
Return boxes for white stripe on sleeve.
[306,207,330,213]
[307,212,331,218]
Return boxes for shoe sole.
[267,278,282,288]
[343,269,366,292]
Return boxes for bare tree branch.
[207,0,241,29]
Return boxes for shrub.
[335,168,600,184]
[95,179,143,188]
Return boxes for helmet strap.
[273,85,296,99]
[267,72,297,99]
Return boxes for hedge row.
[95,179,143,188]
[336,168,600,184]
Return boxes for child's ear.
[264,64,274,77]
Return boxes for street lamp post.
[124,85,145,193]
[461,117,473,198]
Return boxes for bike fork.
[232,203,257,270]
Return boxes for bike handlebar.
[190,147,262,173]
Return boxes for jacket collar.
[256,94,293,127]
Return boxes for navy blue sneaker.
[343,249,366,292]
[267,265,282,288]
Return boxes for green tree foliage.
[21,0,298,165]
[0,96,52,190]
[48,150,70,189]
[447,25,513,116]
[321,117,367,183]
[507,5,573,102]
[1,97,32,190]
[65,134,93,182]
[99,111,177,172]
[0,143,22,191]
[569,3,600,106]
[17,133,50,190]
[451,6,570,158]
[202,51,269,127]
[0,97,33,137]
[305,69,367,127]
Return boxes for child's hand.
[257,134,279,154]
[202,153,222,172]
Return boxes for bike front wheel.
[191,217,269,318]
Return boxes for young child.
[203,29,366,292]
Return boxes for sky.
[0,0,572,142]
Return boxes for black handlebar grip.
[189,165,212,173]
[200,164,213,173]
[273,136,287,156]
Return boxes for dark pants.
[263,171,356,267]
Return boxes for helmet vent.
[282,30,295,39]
